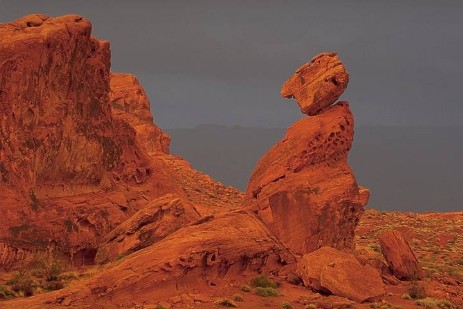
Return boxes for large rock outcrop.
[2,212,293,308]
[0,14,242,270]
[244,53,369,255]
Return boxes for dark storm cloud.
[1,0,462,128]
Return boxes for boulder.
[379,230,424,280]
[281,52,349,116]
[297,247,385,302]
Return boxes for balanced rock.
[244,101,369,254]
[281,52,349,115]
[379,230,424,280]
[297,247,385,303]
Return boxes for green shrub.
[42,280,64,291]
[240,284,251,292]
[281,302,293,309]
[7,271,34,297]
[233,293,243,302]
[251,275,277,288]
[408,281,426,299]
[255,287,277,297]
[415,297,457,309]
[0,285,16,299]
[215,298,238,307]
[29,252,64,282]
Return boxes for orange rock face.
[110,73,171,155]
[245,54,368,255]
[379,230,424,280]
[281,52,349,116]
[0,14,241,270]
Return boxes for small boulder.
[379,230,424,280]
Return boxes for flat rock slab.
[379,229,424,280]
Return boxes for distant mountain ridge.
[168,125,463,212]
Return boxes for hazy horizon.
[168,125,463,213]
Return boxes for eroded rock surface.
[110,73,171,155]
[3,212,293,308]
[379,229,424,280]
[281,52,349,116]
[0,14,242,270]
[95,194,200,264]
[244,53,368,255]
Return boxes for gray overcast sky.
[1,1,462,129]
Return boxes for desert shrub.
[415,297,458,309]
[215,298,238,307]
[0,285,16,299]
[370,302,404,309]
[402,294,412,300]
[154,305,167,309]
[6,271,34,297]
[251,275,277,288]
[255,287,277,297]
[305,305,317,309]
[408,281,426,299]
[29,252,64,282]
[42,280,64,291]
[233,293,243,302]
[60,271,80,281]
[281,302,293,309]
[240,284,251,292]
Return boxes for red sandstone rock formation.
[244,53,369,255]
[0,14,377,309]
[0,14,242,270]
[297,247,385,302]
[95,194,200,264]
[2,212,293,308]
[281,52,349,116]
[110,73,171,155]
[379,230,424,280]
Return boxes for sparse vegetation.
[281,302,293,309]
[415,297,460,309]
[408,280,426,299]
[251,275,277,288]
[254,286,277,297]
[233,293,243,302]
[6,271,35,297]
[215,298,238,307]
[240,284,251,292]
[370,302,404,309]
[401,293,412,300]
[154,305,167,309]
[0,285,15,299]
[305,305,317,309]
